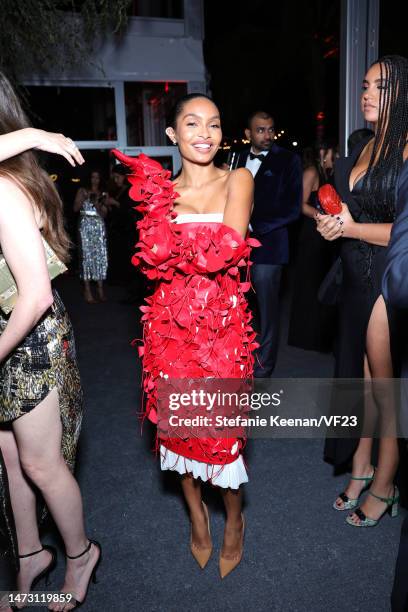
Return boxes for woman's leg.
[12,389,99,611]
[334,358,374,509]
[0,429,53,597]
[220,488,244,559]
[348,295,399,523]
[83,280,96,304]
[96,280,106,302]
[180,475,211,549]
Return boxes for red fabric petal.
[109,150,260,465]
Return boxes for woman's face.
[166,97,222,164]
[112,172,125,187]
[361,62,385,124]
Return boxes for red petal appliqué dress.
[112,151,259,488]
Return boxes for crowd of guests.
[71,165,140,305]
[1,52,408,611]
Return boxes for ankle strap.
[66,540,92,560]
[350,468,375,482]
[368,489,399,504]
[19,547,44,559]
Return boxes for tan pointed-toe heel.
[190,501,213,569]
[219,514,245,579]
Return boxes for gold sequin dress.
[0,289,83,569]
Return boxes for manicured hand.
[34,129,85,166]
[315,203,355,241]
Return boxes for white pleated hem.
[160,445,248,489]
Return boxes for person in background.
[0,129,84,166]
[74,170,109,303]
[347,128,375,155]
[236,111,302,376]
[0,73,100,612]
[382,150,408,612]
[318,55,408,527]
[108,164,143,303]
[106,164,128,286]
[288,144,337,352]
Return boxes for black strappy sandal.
[11,546,57,610]
[18,544,57,588]
[62,540,102,610]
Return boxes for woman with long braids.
[0,73,101,610]
[318,55,408,526]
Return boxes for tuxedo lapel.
[253,149,273,184]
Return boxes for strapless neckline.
[173,213,224,224]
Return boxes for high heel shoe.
[11,546,57,610]
[190,502,212,569]
[18,544,57,588]
[62,540,102,609]
[333,468,375,511]
[219,514,245,579]
[346,485,400,527]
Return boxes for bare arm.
[223,168,254,238]
[0,178,54,362]
[302,167,319,219]
[0,128,84,166]
[316,203,392,246]
[343,221,392,246]
[73,188,87,212]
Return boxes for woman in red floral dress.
[113,93,258,578]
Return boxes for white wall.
[20,2,205,173]
[22,12,206,86]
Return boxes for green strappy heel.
[346,485,400,527]
[333,468,375,511]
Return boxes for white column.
[113,82,127,149]
[339,0,379,155]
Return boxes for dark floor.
[0,276,402,612]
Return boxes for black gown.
[288,191,337,352]
[324,138,400,467]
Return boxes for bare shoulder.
[303,165,318,179]
[0,175,31,215]
[228,167,254,187]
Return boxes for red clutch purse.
[317,184,342,215]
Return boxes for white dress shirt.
[245,148,268,177]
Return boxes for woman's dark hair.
[347,128,374,155]
[302,147,318,171]
[111,163,127,176]
[0,73,71,263]
[361,55,408,221]
[168,93,216,129]
[84,169,106,193]
[302,144,334,183]
[247,110,274,129]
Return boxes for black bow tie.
[249,152,266,162]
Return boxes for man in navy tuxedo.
[382,160,408,612]
[237,111,302,376]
